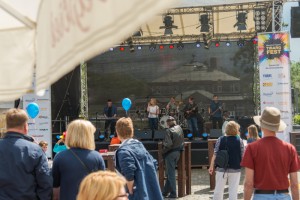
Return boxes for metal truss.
[272,0,283,31]
[133,32,256,44]
[79,62,89,119]
[253,46,260,115]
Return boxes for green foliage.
[294,114,300,125]
[291,62,300,89]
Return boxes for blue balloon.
[26,102,40,119]
[122,98,132,111]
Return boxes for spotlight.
[226,41,231,47]
[177,42,184,50]
[159,44,164,50]
[196,41,201,48]
[200,14,210,32]
[137,45,142,50]
[109,134,114,139]
[234,12,247,31]
[98,135,105,142]
[237,38,245,47]
[187,133,193,141]
[254,8,267,32]
[119,46,125,51]
[169,44,175,49]
[109,47,114,51]
[149,43,156,51]
[159,15,178,35]
[252,36,258,44]
[202,132,208,140]
[215,40,220,47]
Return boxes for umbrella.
[0,0,176,101]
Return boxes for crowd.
[0,107,299,200]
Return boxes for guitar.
[209,106,222,120]
[184,105,198,119]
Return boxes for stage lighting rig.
[149,43,156,51]
[199,14,210,32]
[234,12,247,31]
[159,15,178,35]
[177,41,184,50]
[196,40,201,48]
[237,38,245,47]
[215,40,220,47]
[254,8,267,32]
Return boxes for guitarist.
[208,95,223,129]
[183,97,199,138]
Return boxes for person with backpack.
[208,121,245,200]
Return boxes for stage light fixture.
[202,132,208,140]
[169,44,175,49]
[187,133,193,141]
[237,38,245,47]
[109,134,114,139]
[252,36,258,44]
[254,8,267,32]
[159,15,178,35]
[215,40,220,47]
[199,14,210,32]
[119,46,125,51]
[177,42,184,50]
[196,40,201,48]
[98,135,105,142]
[159,44,164,50]
[137,45,142,50]
[109,47,114,51]
[234,12,247,31]
[149,43,156,51]
[226,41,231,47]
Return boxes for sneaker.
[162,192,169,197]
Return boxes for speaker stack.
[291,7,300,38]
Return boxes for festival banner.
[258,32,292,142]
[23,88,52,158]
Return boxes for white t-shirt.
[148,105,159,118]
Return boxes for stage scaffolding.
[79,62,89,119]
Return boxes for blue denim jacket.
[0,132,52,200]
[115,139,163,200]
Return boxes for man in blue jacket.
[0,108,52,200]
[115,117,163,200]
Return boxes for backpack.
[215,136,229,169]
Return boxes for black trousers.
[212,117,223,129]
[104,120,116,138]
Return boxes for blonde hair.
[248,125,260,140]
[65,120,95,150]
[150,98,157,106]
[6,109,28,129]
[77,171,126,200]
[116,117,134,139]
[225,121,240,136]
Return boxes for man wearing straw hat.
[241,107,300,200]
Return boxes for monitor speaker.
[154,130,166,140]
[134,129,153,140]
[210,129,222,138]
[291,7,300,38]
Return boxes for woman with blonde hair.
[52,120,105,200]
[147,98,160,139]
[247,124,260,144]
[208,121,245,200]
[77,171,128,200]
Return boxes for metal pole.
[272,1,275,32]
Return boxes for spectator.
[39,140,48,153]
[241,107,300,200]
[115,117,163,200]
[208,121,244,200]
[53,131,67,153]
[77,171,128,200]
[162,116,184,198]
[246,125,260,144]
[0,108,52,200]
[52,119,105,200]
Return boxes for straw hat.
[253,107,286,132]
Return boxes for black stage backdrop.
[87,42,255,122]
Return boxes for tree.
[291,62,300,113]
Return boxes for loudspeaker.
[210,129,222,138]
[291,7,300,38]
[191,149,209,166]
[154,130,166,140]
[134,129,153,140]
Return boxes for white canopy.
[0,0,276,101]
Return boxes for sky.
[283,2,300,62]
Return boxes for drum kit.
[159,101,188,129]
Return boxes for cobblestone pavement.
[164,168,245,200]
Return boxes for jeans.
[148,118,158,138]
[213,171,241,200]
[163,151,180,197]
[187,117,198,137]
[212,117,223,129]
[253,193,291,200]
[104,119,116,138]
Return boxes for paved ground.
[166,169,300,199]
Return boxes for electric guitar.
[209,106,222,120]
[184,105,198,119]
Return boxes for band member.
[103,99,117,140]
[209,95,223,129]
[183,97,199,138]
[166,97,179,117]
[147,98,160,139]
